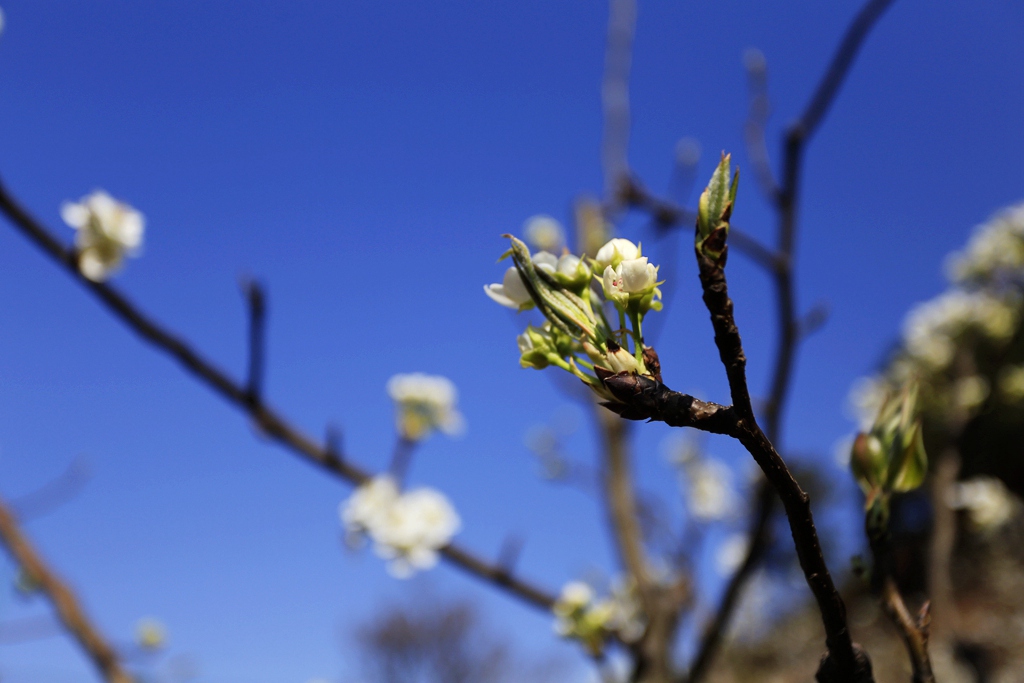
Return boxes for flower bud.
[696,153,738,263]
[594,238,639,271]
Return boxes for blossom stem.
[618,309,628,345]
[629,309,644,366]
[388,437,417,486]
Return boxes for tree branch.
[685,3,897,677]
[0,178,557,614]
[0,495,132,682]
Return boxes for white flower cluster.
[684,458,738,521]
[552,579,645,654]
[947,476,1017,534]
[341,476,461,578]
[61,190,145,282]
[946,203,1024,284]
[902,290,1017,371]
[485,234,663,400]
[387,373,465,442]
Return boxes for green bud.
[696,153,739,262]
[506,236,600,342]
[851,382,929,503]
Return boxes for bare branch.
[796,0,897,143]
[881,579,936,683]
[0,178,557,614]
[741,48,780,201]
[0,495,132,682]
[602,0,637,201]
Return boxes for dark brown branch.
[604,372,872,682]
[0,178,557,614]
[0,495,132,682]
[687,6,897,676]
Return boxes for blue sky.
[0,1,1021,681]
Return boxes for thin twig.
[0,178,557,614]
[0,495,132,682]
[601,0,637,202]
[881,578,936,683]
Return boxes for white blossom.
[948,476,1016,533]
[715,533,750,575]
[340,477,461,579]
[617,257,658,293]
[341,476,400,538]
[524,214,566,252]
[607,577,646,643]
[386,373,465,441]
[134,618,166,650]
[484,266,532,309]
[902,291,1017,370]
[684,459,737,521]
[946,203,1024,283]
[594,238,639,271]
[484,252,559,309]
[61,190,145,281]
[847,375,887,431]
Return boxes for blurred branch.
[0,495,132,682]
[742,49,780,201]
[602,0,637,201]
[240,277,266,406]
[0,178,557,614]
[10,458,91,522]
[881,579,935,683]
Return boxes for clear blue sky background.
[0,1,1021,681]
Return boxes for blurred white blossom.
[61,190,145,282]
[902,291,1017,370]
[685,459,737,521]
[715,533,750,575]
[946,203,1024,283]
[948,476,1016,533]
[524,214,565,252]
[552,579,645,654]
[340,476,460,578]
[387,373,465,441]
[847,375,887,431]
[135,617,167,650]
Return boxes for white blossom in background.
[901,290,1017,370]
[340,477,460,579]
[0,7,5,36]
[685,459,737,521]
[61,190,145,282]
[341,475,400,542]
[606,577,646,643]
[386,373,465,441]
[948,476,1016,533]
[372,487,461,578]
[847,375,887,431]
[134,618,166,650]
[552,578,647,652]
[524,214,565,253]
[715,533,750,576]
[946,203,1024,284]
[998,365,1024,402]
